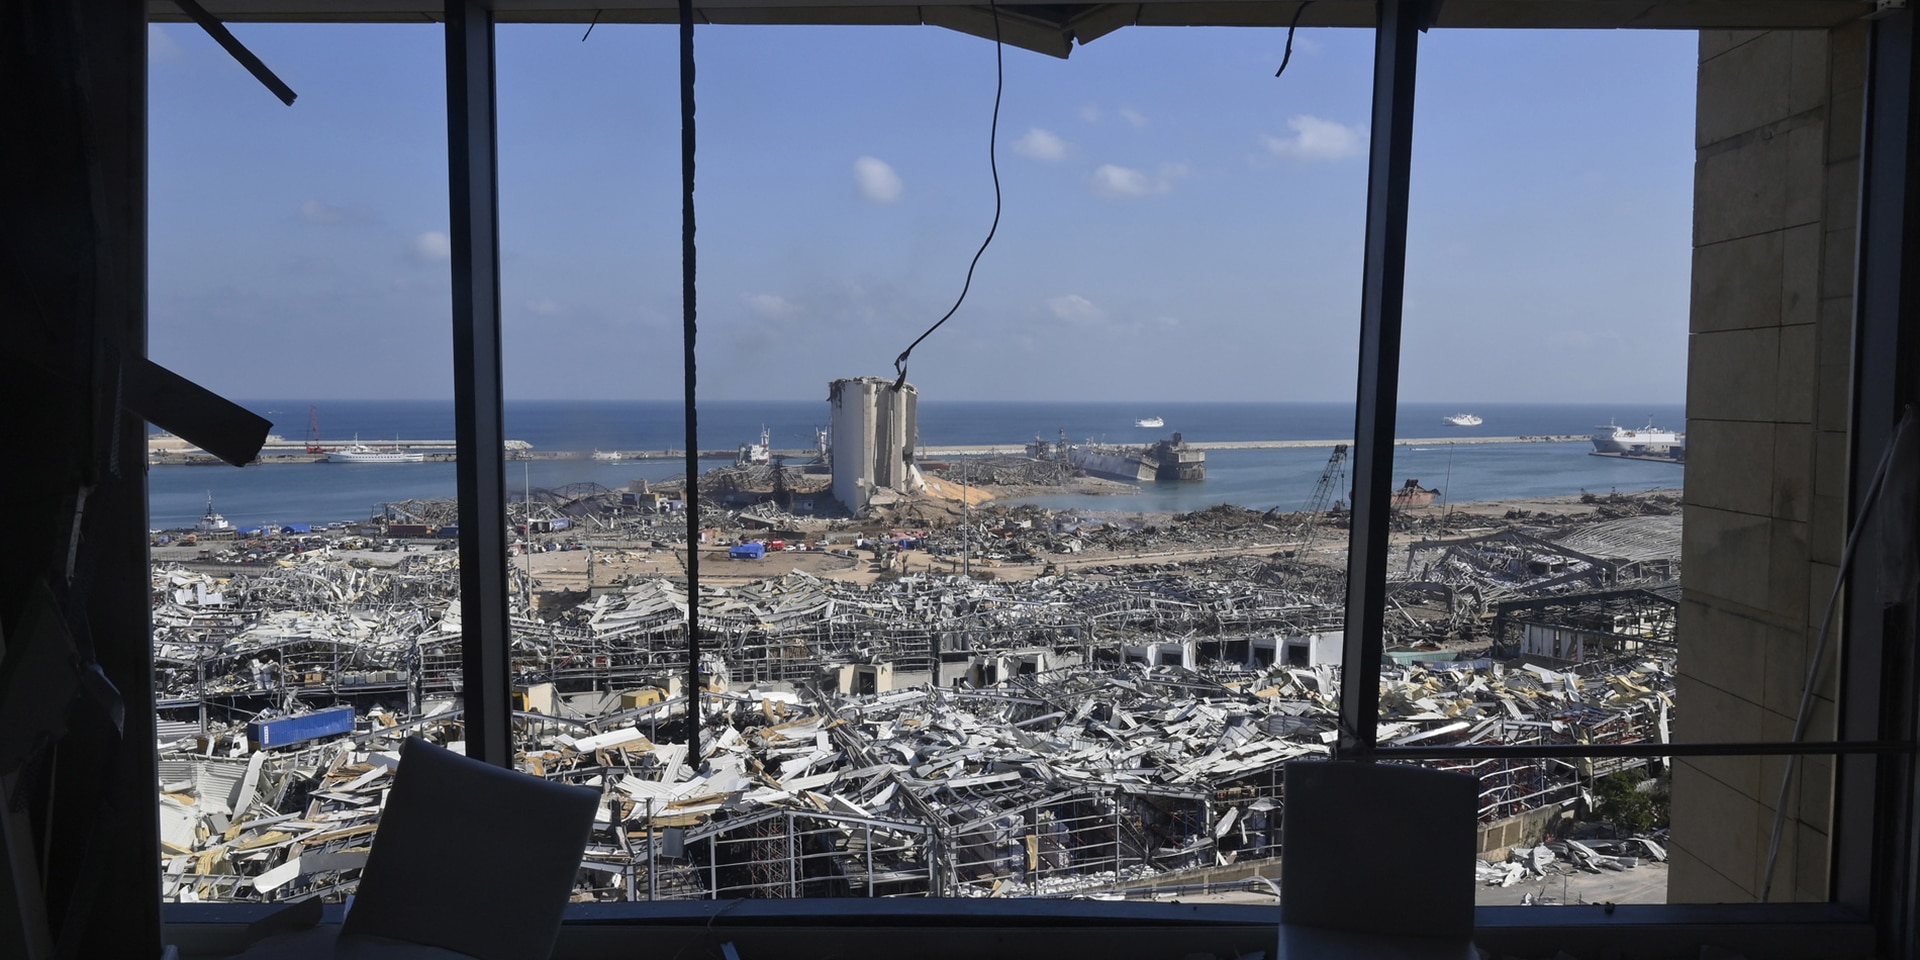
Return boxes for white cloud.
[1118,107,1149,128]
[300,200,350,224]
[1014,128,1070,162]
[853,156,903,204]
[526,299,562,317]
[411,231,451,262]
[1045,294,1106,325]
[1079,105,1103,123]
[742,293,800,320]
[1091,165,1153,198]
[1090,163,1188,199]
[1261,115,1368,162]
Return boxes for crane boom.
[305,405,324,454]
[1297,443,1349,552]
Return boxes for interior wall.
[1670,22,1867,903]
[2,1,162,956]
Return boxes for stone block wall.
[1670,24,1865,903]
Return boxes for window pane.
[148,22,456,903]
[493,21,1369,900]
[1390,26,1857,905]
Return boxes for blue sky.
[148,21,1696,403]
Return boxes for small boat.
[1135,416,1165,429]
[1444,413,1482,426]
[325,435,425,464]
[592,449,624,462]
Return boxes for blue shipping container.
[438,525,460,538]
[248,706,356,749]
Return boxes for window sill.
[165,899,1878,960]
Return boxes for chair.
[1278,759,1480,959]
[334,737,600,960]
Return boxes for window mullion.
[445,0,513,768]
[1339,0,1427,760]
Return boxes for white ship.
[736,426,772,467]
[326,435,426,464]
[197,493,233,534]
[1444,413,1482,426]
[1592,418,1683,455]
[1134,416,1165,429]
[592,449,625,462]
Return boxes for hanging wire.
[677,0,703,764]
[891,0,1004,390]
[1274,1,1313,78]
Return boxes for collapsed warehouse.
[152,502,1680,904]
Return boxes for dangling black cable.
[1274,1,1312,78]
[890,0,1003,390]
[678,0,703,765]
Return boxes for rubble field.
[152,489,1681,904]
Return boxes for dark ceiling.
[149,1,1878,58]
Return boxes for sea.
[148,400,1686,530]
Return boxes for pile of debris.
[156,649,1675,905]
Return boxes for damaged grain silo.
[829,376,923,514]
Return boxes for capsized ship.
[1066,432,1206,483]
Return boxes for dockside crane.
[1293,443,1348,554]
[305,405,324,454]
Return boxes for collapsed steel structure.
[152,497,1682,904]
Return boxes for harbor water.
[149,400,1685,529]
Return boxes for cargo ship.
[1067,433,1206,483]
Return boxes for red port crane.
[305,405,325,454]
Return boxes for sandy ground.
[152,487,1680,600]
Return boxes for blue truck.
[246,706,356,750]
[728,541,766,560]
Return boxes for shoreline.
[147,433,1599,465]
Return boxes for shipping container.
[437,525,459,538]
[387,523,432,538]
[246,706,356,749]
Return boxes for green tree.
[1594,771,1669,835]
